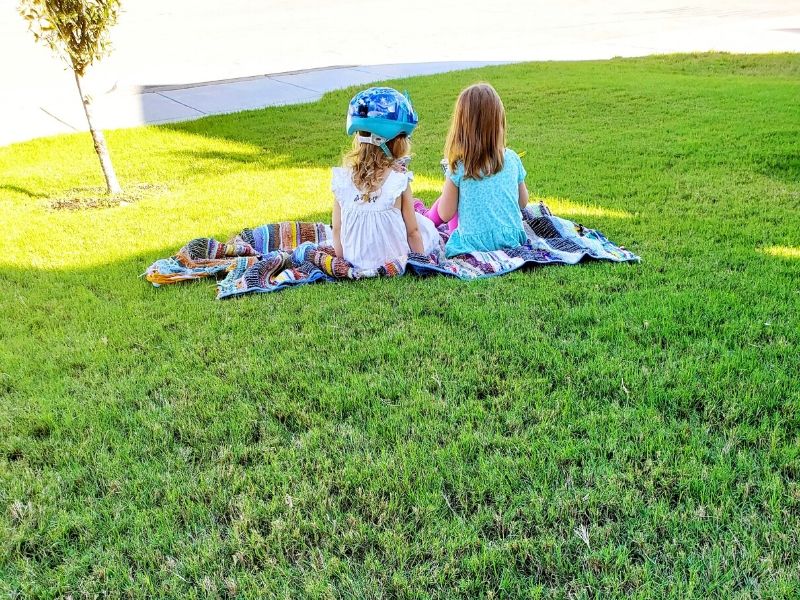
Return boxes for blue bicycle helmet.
[346,87,418,157]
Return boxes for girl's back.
[333,166,437,270]
[444,148,527,257]
[423,83,529,257]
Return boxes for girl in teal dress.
[418,83,530,257]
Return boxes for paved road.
[1,0,798,146]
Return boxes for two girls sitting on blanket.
[332,83,529,271]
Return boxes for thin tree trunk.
[74,71,121,194]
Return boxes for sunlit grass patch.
[407,183,636,221]
[760,245,800,259]
[541,196,634,219]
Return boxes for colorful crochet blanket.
[145,202,639,299]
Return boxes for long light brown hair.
[444,83,506,179]
[345,134,411,199]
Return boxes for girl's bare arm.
[400,187,424,254]
[434,178,459,222]
[332,200,344,258]
[518,182,529,209]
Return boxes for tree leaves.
[18,0,121,76]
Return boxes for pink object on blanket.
[414,198,459,232]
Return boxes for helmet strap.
[357,133,394,158]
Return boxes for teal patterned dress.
[445,148,528,257]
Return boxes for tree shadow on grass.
[0,184,47,199]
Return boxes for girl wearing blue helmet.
[331,87,440,272]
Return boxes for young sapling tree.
[19,0,123,194]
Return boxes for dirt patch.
[48,183,168,211]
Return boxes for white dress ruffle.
[332,167,440,271]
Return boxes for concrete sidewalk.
[2,0,798,147]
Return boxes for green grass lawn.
[1,53,799,598]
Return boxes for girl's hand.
[400,187,424,254]
[332,199,344,258]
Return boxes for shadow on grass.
[157,92,353,172]
[756,153,800,183]
[177,149,290,167]
[0,184,46,199]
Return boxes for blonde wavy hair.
[444,83,506,180]
[345,134,411,200]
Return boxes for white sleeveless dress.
[331,167,441,271]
